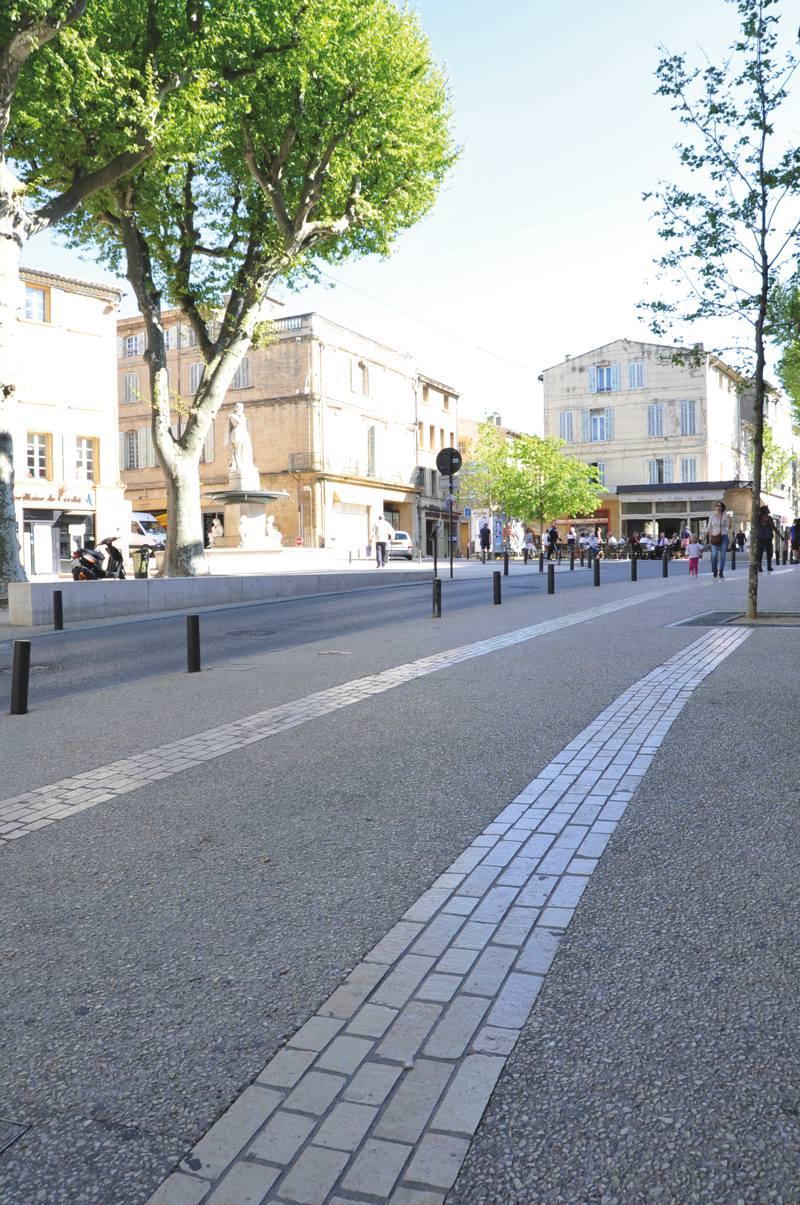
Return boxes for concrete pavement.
[0,560,797,1203]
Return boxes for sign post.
[436,447,462,580]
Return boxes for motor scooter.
[71,536,126,581]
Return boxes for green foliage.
[459,422,602,532]
[761,420,793,492]
[767,278,800,423]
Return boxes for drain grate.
[675,610,800,628]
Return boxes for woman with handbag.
[704,501,734,579]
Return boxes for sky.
[27,0,800,432]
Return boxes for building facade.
[117,310,459,556]
[542,338,798,538]
[13,268,125,576]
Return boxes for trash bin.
[132,546,152,578]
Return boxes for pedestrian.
[756,504,777,572]
[704,501,733,579]
[479,521,491,564]
[547,524,559,560]
[686,535,702,577]
[372,513,394,569]
[790,517,800,564]
[736,529,746,552]
[566,525,577,550]
[523,528,535,564]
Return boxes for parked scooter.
[71,536,126,581]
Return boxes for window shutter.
[588,366,597,394]
[664,457,673,483]
[581,409,590,442]
[647,459,656,485]
[136,333,144,355]
[61,434,72,482]
[605,407,614,441]
[137,428,148,467]
[118,432,125,472]
[118,336,125,358]
[611,362,621,391]
[190,362,203,394]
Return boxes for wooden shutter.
[611,362,621,391]
[664,458,673,483]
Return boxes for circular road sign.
[436,447,462,476]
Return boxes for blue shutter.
[588,366,597,394]
[611,362,621,391]
[647,459,656,485]
[605,407,614,441]
[581,409,590,442]
[664,458,673,483]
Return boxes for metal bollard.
[783,542,788,565]
[662,551,669,577]
[523,548,529,565]
[547,563,555,595]
[631,555,638,582]
[593,556,600,587]
[569,547,575,571]
[539,552,544,574]
[186,614,201,673]
[731,544,736,571]
[580,548,585,567]
[53,589,64,632]
[503,551,509,576]
[432,577,442,617]
[493,571,502,605]
[10,640,31,715]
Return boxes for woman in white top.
[703,501,734,579]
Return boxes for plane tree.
[63,0,456,575]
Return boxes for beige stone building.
[542,338,798,539]
[117,309,459,555]
[12,268,125,576]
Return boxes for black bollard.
[538,552,544,574]
[662,551,669,578]
[493,571,502,605]
[547,563,555,595]
[432,577,442,618]
[503,551,509,576]
[433,542,438,579]
[569,547,575,571]
[783,542,788,565]
[580,548,585,567]
[53,589,63,632]
[593,556,600,587]
[630,555,638,582]
[186,614,201,673]
[731,544,736,571]
[10,640,31,715]
[523,548,529,565]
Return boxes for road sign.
[464,506,471,517]
[436,447,462,477]
[295,536,303,546]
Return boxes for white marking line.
[146,626,750,1205]
[0,585,694,846]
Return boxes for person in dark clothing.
[547,524,559,560]
[479,522,491,563]
[756,504,776,571]
[790,518,800,564]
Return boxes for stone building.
[542,338,798,539]
[117,309,459,555]
[12,268,126,576]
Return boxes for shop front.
[17,485,98,577]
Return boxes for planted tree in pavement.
[643,0,800,618]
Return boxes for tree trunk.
[161,450,208,576]
[0,178,29,592]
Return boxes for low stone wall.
[8,570,426,627]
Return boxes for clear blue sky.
[29,0,800,430]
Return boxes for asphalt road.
[1,560,796,1205]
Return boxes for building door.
[332,502,369,554]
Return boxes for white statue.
[226,402,255,475]
[264,514,282,549]
[208,516,223,546]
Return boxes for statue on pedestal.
[226,402,256,481]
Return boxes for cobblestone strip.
[1,587,678,847]
[147,625,749,1205]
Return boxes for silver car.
[389,530,413,560]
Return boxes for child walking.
[687,537,702,577]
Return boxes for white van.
[129,512,167,549]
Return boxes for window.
[24,285,48,323]
[589,362,620,393]
[559,411,574,442]
[123,430,139,469]
[628,361,645,389]
[417,421,424,448]
[231,358,251,390]
[124,334,142,358]
[75,437,97,482]
[189,362,204,394]
[443,394,450,411]
[680,399,697,436]
[367,425,376,476]
[164,326,177,350]
[181,324,198,348]
[123,372,139,404]
[591,461,606,487]
[647,403,664,438]
[361,361,370,395]
[647,457,673,484]
[26,433,51,479]
[422,384,430,403]
[590,409,606,441]
[429,424,436,450]
[681,456,698,482]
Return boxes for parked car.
[389,530,413,560]
[129,512,167,549]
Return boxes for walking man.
[373,514,394,569]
